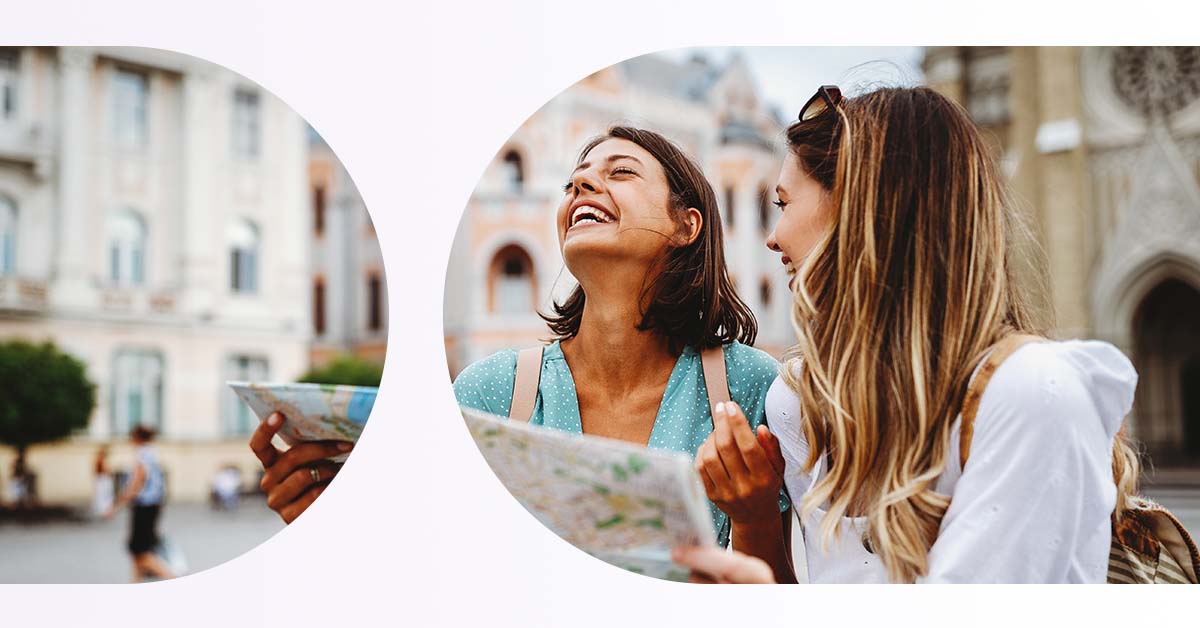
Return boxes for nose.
[765,229,781,252]
[569,168,601,195]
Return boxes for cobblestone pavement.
[0,499,284,583]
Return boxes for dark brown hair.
[542,126,756,352]
[131,425,156,442]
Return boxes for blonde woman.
[674,85,1139,583]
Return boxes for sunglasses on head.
[798,85,843,122]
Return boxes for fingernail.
[338,442,353,452]
[267,413,281,427]
[715,402,726,416]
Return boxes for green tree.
[298,355,383,388]
[0,340,97,469]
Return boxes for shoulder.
[721,342,780,391]
[974,339,1137,448]
[452,349,520,413]
[719,342,780,423]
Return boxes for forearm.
[730,514,796,584]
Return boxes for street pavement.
[3,488,1198,584]
[0,499,284,583]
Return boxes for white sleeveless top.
[765,340,1137,583]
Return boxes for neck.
[560,279,678,392]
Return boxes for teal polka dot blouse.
[453,339,788,547]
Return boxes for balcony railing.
[0,276,48,312]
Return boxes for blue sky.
[662,46,925,118]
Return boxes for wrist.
[729,510,783,530]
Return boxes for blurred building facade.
[0,47,310,501]
[924,46,1200,469]
[444,53,792,377]
[308,131,388,367]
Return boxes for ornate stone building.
[924,47,1200,469]
[0,47,310,501]
[444,53,791,377]
[308,129,387,368]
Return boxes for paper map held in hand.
[462,406,716,581]
[229,382,377,462]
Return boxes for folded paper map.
[462,407,716,581]
[229,382,377,462]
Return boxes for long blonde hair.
[781,86,1139,582]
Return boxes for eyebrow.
[574,154,643,173]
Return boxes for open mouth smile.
[569,203,617,229]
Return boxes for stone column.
[178,63,218,316]
[1031,46,1092,338]
[52,47,95,309]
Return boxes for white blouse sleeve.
[921,341,1136,583]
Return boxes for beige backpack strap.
[509,346,544,423]
[700,346,730,427]
[959,334,1045,470]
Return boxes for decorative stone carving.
[1112,47,1200,118]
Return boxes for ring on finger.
[309,467,321,483]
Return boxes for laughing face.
[557,138,695,278]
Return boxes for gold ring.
[310,467,321,483]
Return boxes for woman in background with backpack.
[676,85,1196,583]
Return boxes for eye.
[562,181,575,192]
[610,166,636,176]
[772,199,787,210]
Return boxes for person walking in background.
[91,445,114,519]
[105,425,174,582]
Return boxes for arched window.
[0,195,16,275]
[501,150,525,193]
[723,187,736,229]
[111,349,164,435]
[229,219,259,294]
[108,209,146,286]
[488,244,535,315]
[758,184,772,232]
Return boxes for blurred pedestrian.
[210,464,241,511]
[92,445,114,518]
[105,425,174,582]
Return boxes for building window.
[111,349,164,435]
[232,88,261,159]
[489,245,535,315]
[501,150,524,193]
[224,355,268,435]
[313,278,326,336]
[758,184,771,232]
[313,185,326,236]
[0,48,17,120]
[229,219,259,294]
[107,210,146,286]
[723,187,735,230]
[0,196,15,275]
[367,273,383,332]
[112,68,148,149]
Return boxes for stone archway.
[1131,277,1200,467]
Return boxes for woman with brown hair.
[675,86,1140,583]
[253,126,788,545]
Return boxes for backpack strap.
[958,334,1045,470]
[509,346,544,423]
[700,345,730,428]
